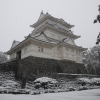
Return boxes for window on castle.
[41,47,43,52]
[38,47,40,52]
[38,47,43,52]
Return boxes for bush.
[34,77,58,89]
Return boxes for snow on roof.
[46,22,71,33]
[38,11,45,20]
[58,18,65,23]
[50,41,59,44]
[63,37,70,42]
[31,32,58,44]
[11,40,20,49]
[31,33,41,38]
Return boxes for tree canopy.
[94,5,100,23]
[0,52,8,64]
[82,5,100,75]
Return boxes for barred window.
[38,47,43,52]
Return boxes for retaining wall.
[0,56,87,80]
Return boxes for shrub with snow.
[77,78,100,86]
[1,80,20,88]
[34,77,58,89]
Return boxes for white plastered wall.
[76,49,83,63]
[52,45,61,60]
[62,46,83,63]
[21,44,53,59]
[10,43,83,63]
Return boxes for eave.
[6,37,57,55]
[30,14,74,29]
[59,42,87,51]
[31,23,80,40]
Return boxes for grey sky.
[0,0,100,52]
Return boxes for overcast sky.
[0,0,100,52]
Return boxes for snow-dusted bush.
[0,87,31,94]
[34,77,58,89]
[91,78,100,85]
[78,86,88,91]
[1,80,20,88]
[77,78,100,86]
[30,90,40,95]
[68,87,76,91]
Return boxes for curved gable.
[11,40,20,49]
[63,37,76,46]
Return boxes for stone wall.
[0,60,18,71]
[0,56,87,81]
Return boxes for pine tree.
[94,5,100,23]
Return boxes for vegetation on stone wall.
[0,56,87,81]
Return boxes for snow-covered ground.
[0,89,100,100]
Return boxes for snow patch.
[34,77,58,84]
